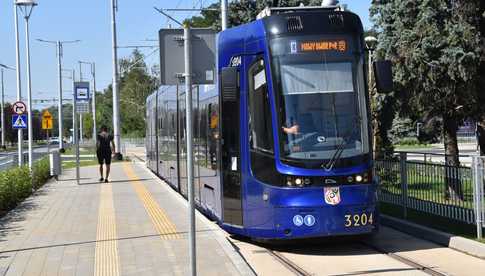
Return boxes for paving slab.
[0,161,253,275]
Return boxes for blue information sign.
[12,115,28,129]
[74,81,90,102]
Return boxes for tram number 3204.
[344,213,373,227]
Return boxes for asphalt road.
[0,145,57,171]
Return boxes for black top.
[97,133,113,153]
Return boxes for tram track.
[241,238,450,276]
[266,249,314,276]
[360,241,448,276]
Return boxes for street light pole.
[80,61,97,145]
[14,3,23,166]
[16,0,38,170]
[0,64,15,149]
[25,14,33,170]
[221,0,228,30]
[365,36,378,156]
[37,39,80,152]
[0,68,5,148]
[111,0,122,159]
[78,62,83,144]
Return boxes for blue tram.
[147,5,392,240]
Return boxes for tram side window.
[248,58,274,153]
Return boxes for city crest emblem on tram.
[324,187,341,205]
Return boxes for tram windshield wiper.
[322,116,361,171]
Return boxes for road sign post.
[158,23,216,276]
[42,110,53,154]
[74,81,90,185]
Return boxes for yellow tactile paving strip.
[94,184,120,276]
[123,163,182,240]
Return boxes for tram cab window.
[248,58,274,153]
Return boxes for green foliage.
[32,158,51,190]
[371,0,483,167]
[389,116,415,144]
[0,158,52,215]
[188,0,322,29]
[0,166,31,212]
[95,50,158,137]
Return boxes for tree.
[187,0,322,28]
[95,50,158,137]
[371,0,482,200]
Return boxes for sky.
[0,0,372,110]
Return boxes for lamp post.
[0,64,15,149]
[365,36,378,156]
[365,36,378,89]
[79,61,97,145]
[16,0,37,170]
[13,2,23,166]
[111,0,122,159]
[37,39,80,152]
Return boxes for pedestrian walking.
[97,126,115,182]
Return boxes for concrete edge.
[137,160,256,276]
[381,214,485,260]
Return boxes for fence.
[376,152,485,238]
[0,151,53,172]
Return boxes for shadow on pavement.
[78,178,154,186]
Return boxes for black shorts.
[97,151,112,165]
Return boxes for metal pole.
[473,156,483,239]
[221,0,228,31]
[111,0,122,158]
[92,63,97,145]
[14,5,23,166]
[184,25,196,276]
[78,65,83,144]
[80,113,83,143]
[57,41,64,150]
[73,70,80,185]
[25,17,33,170]
[1,68,5,148]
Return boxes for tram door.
[220,67,243,226]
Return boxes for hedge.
[0,157,51,215]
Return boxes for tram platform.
[0,158,254,275]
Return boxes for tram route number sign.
[159,28,216,85]
[12,101,27,115]
[42,110,53,130]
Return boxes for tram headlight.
[285,176,311,187]
[355,175,363,182]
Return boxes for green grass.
[62,146,96,156]
[376,161,475,209]
[380,202,484,244]
[62,160,100,169]
[395,144,432,149]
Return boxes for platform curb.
[381,214,485,260]
[139,161,256,276]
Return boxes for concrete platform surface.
[0,161,253,276]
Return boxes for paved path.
[0,161,253,276]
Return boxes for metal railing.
[0,151,52,172]
[376,152,485,238]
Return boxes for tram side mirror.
[373,60,394,94]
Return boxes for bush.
[0,157,51,215]
[32,158,51,190]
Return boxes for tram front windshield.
[271,40,369,165]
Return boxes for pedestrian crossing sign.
[12,115,28,129]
